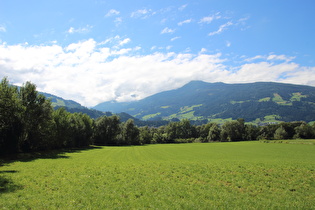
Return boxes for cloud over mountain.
[1,38,315,107]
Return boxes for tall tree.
[139,126,152,145]
[274,126,288,140]
[0,78,23,154]
[294,123,314,139]
[207,123,221,141]
[197,123,214,142]
[244,124,259,140]
[257,124,278,140]
[221,119,245,141]
[19,82,54,152]
[119,119,140,145]
[94,115,120,145]
[52,107,71,149]
[179,119,196,139]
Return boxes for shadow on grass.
[0,171,22,194]
[0,145,103,166]
[0,146,103,195]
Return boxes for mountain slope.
[93,81,315,122]
[42,92,112,119]
[41,92,167,126]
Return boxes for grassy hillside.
[1,142,314,209]
[41,92,84,109]
[93,81,315,123]
[41,92,145,122]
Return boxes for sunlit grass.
[1,142,315,209]
[262,139,315,145]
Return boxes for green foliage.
[0,78,94,155]
[221,119,245,141]
[244,124,259,140]
[165,119,196,142]
[52,107,71,149]
[19,81,56,151]
[294,123,314,139]
[118,119,140,145]
[139,126,153,144]
[207,123,221,141]
[1,142,315,209]
[0,78,23,154]
[93,115,120,145]
[274,126,288,140]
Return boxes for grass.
[290,92,307,102]
[141,112,161,120]
[209,117,233,124]
[271,93,308,106]
[258,97,271,102]
[164,104,203,120]
[272,93,286,103]
[230,100,250,104]
[1,142,315,209]
[262,139,315,145]
[252,115,283,125]
[51,98,66,107]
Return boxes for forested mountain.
[41,92,167,126]
[41,92,111,119]
[93,81,315,123]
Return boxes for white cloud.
[0,25,6,32]
[225,62,299,84]
[161,27,175,34]
[134,46,141,51]
[267,54,295,62]
[244,55,265,62]
[67,25,93,34]
[226,41,231,47]
[98,35,130,49]
[166,46,172,50]
[105,9,120,17]
[208,21,233,36]
[200,48,207,54]
[178,4,188,11]
[131,9,152,18]
[171,36,180,41]
[178,19,192,26]
[1,39,314,107]
[119,38,131,46]
[114,17,123,25]
[245,54,295,62]
[199,12,221,24]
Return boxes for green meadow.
[1,141,315,209]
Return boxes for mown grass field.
[262,139,315,145]
[1,141,315,209]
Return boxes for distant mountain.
[42,92,84,109]
[41,92,167,126]
[93,81,315,123]
[41,92,111,119]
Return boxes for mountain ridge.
[41,91,167,126]
[93,81,315,123]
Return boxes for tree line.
[1,78,315,155]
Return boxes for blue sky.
[1,0,315,106]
